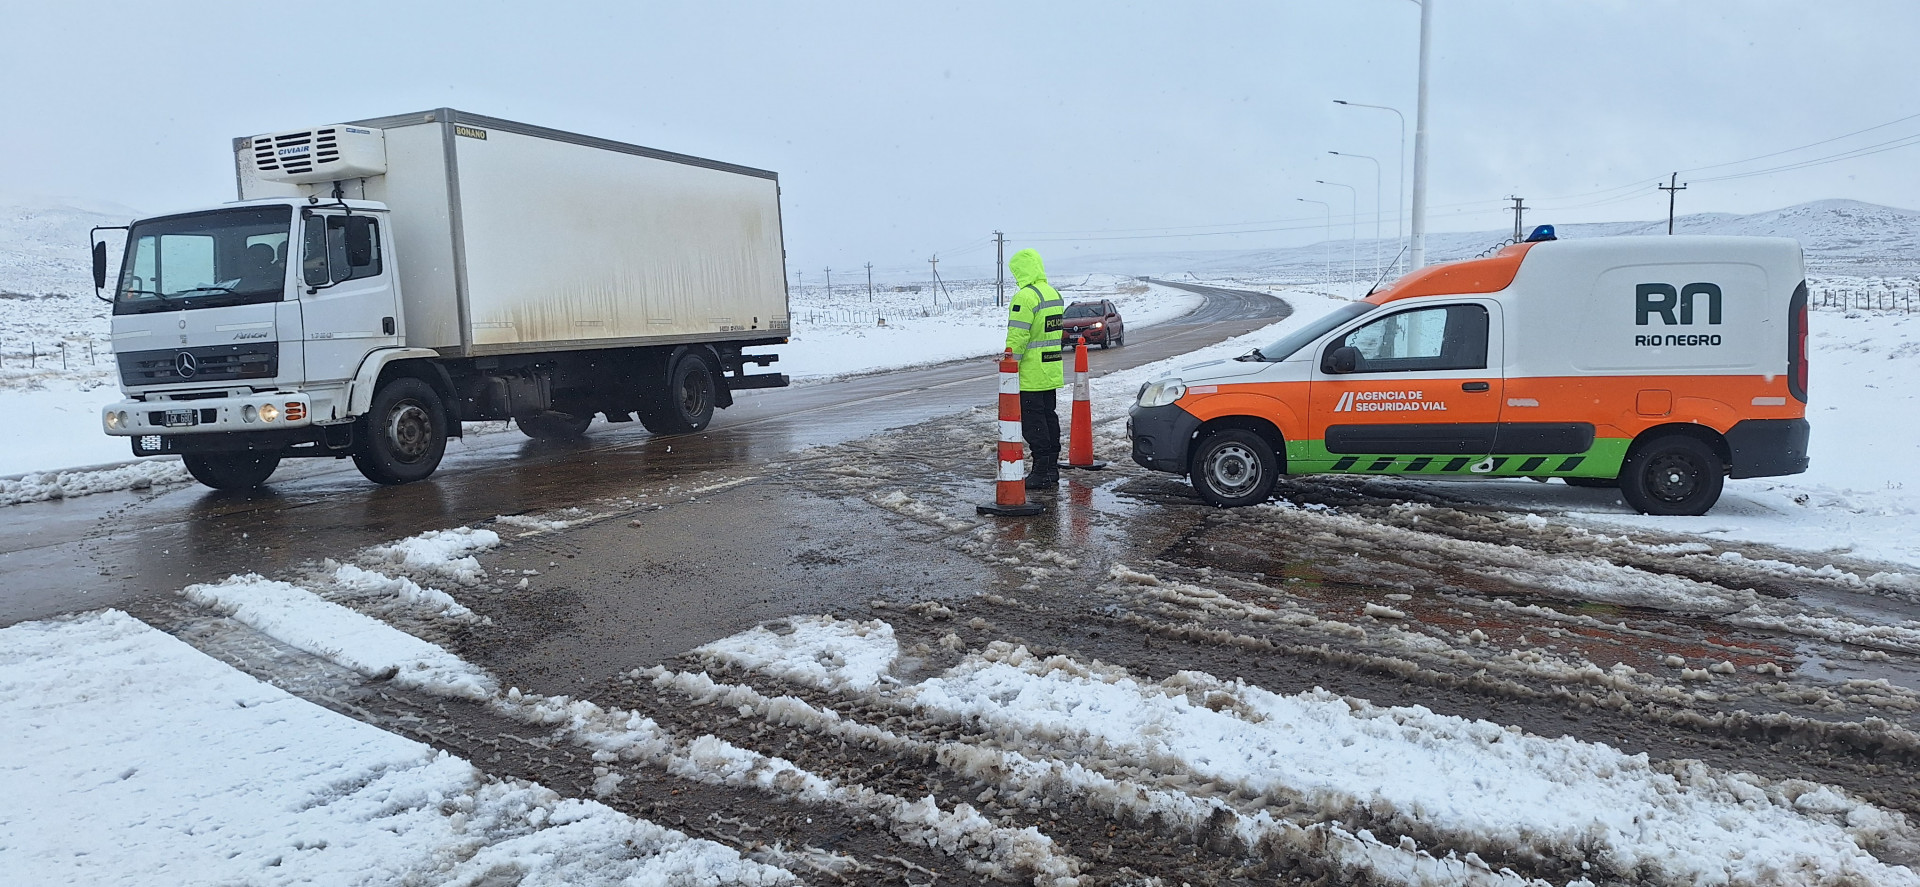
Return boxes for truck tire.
[1189,429,1278,508]
[519,413,592,441]
[181,452,281,490]
[640,350,717,435]
[353,377,447,485]
[1618,434,1724,516]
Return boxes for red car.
[1061,300,1125,349]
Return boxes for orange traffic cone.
[1059,337,1108,470]
[978,350,1046,517]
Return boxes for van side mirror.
[1323,345,1360,374]
[343,216,375,267]
[92,241,108,290]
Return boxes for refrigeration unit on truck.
[1128,234,1810,516]
[93,109,790,490]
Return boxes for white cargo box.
[236,109,790,357]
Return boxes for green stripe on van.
[1283,438,1630,478]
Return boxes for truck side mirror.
[343,216,375,267]
[92,241,108,290]
[1323,345,1360,374]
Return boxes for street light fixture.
[1329,151,1382,282]
[1315,180,1359,293]
[1296,198,1331,289]
[1334,0,1429,270]
[1332,100,1406,273]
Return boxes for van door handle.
[1461,381,1490,392]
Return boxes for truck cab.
[1129,236,1811,516]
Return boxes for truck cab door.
[1307,300,1505,475]
[298,212,402,388]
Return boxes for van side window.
[1332,304,1488,373]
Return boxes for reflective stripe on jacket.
[1005,248,1064,391]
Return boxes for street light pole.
[1316,180,1359,294]
[1333,100,1406,274]
[1296,198,1331,292]
[1329,151,1382,282]
[1411,0,1433,269]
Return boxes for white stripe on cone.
[999,373,1021,394]
[999,420,1024,441]
[998,460,1026,482]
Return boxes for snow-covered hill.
[1069,199,1920,281]
[0,197,140,298]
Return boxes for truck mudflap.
[1128,402,1202,473]
[1725,418,1810,478]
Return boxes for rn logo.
[1635,283,1723,347]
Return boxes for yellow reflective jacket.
[1004,248,1065,391]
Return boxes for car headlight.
[1137,378,1186,407]
[1090,322,1104,329]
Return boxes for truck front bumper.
[104,393,315,439]
[1128,402,1201,474]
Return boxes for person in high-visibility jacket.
[1004,248,1066,488]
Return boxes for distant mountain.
[1067,199,1920,281]
[0,197,141,298]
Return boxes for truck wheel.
[1619,435,1724,515]
[519,413,592,440]
[353,377,447,485]
[640,350,717,435]
[1189,429,1278,508]
[181,452,281,490]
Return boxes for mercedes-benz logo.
[175,352,198,378]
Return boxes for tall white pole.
[1334,101,1406,275]
[1330,152,1382,283]
[1410,0,1433,269]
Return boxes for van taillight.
[1788,281,1809,403]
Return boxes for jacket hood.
[1009,248,1047,287]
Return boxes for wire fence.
[1814,286,1916,312]
[0,337,112,371]
[794,293,1003,327]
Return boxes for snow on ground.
[0,610,797,886]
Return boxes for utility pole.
[1507,196,1525,243]
[824,267,832,299]
[864,262,873,301]
[928,255,940,306]
[796,270,803,296]
[1410,0,1433,269]
[993,231,1007,306]
[1659,173,1687,234]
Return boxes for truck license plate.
[163,408,198,427]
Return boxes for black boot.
[1025,466,1060,489]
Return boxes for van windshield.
[1250,301,1376,361]
[114,206,293,316]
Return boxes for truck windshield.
[114,206,293,316]
[1249,301,1377,361]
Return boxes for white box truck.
[93,109,790,489]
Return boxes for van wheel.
[182,452,281,490]
[353,377,447,485]
[1189,429,1278,508]
[640,350,717,435]
[1563,476,1617,489]
[1619,435,1723,515]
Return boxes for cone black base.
[1058,459,1109,470]
[978,502,1047,516]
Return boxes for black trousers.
[1020,389,1061,471]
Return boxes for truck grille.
[252,128,341,178]
[118,343,279,387]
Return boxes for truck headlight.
[1137,378,1186,407]
[105,410,126,430]
[259,403,279,423]
[242,404,257,423]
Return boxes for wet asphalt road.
[0,283,1292,626]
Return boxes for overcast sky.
[4,1,1918,278]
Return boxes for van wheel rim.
[1646,453,1698,502]
[387,401,432,462]
[1206,444,1260,496]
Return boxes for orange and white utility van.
[1128,235,1810,515]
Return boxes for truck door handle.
[1461,381,1490,392]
